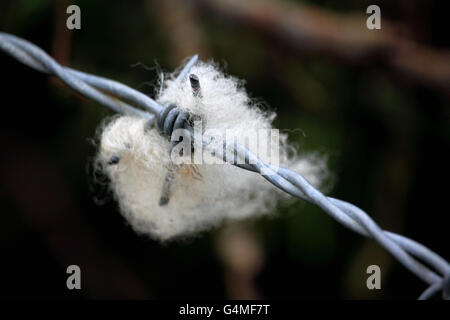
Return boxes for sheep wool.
[97,60,329,241]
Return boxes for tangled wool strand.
[99,61,327,240]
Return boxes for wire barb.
[1,32,448,299]
[189,73,202,98]
[159,167,175,206]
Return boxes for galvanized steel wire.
[1,32,448,299]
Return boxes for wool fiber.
[97,61,329,241]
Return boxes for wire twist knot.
[157,103,197,139]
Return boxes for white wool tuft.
[97,61,329,241]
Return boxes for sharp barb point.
[189,73,201,98]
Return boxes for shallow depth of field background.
[0,0,448,299]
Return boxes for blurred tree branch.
[52,0,71,66]
[193,0,450,93]
[216,224,264,299]
[150,0,210,64]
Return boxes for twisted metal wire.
[1,32,448,299]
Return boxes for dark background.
[0,0,448,299]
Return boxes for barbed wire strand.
[1,32,448,299]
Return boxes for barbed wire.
[1,32,448,299]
